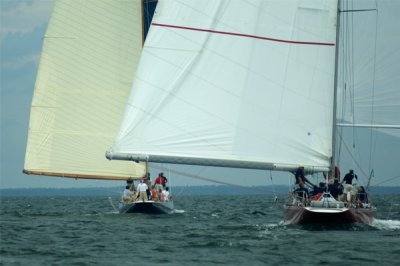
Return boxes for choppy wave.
[1,194,399,266]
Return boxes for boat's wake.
[171,209,185,214]
[105,211,120,215]
[371,219,400,230]
[108,197,119,212]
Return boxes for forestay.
[110,0,338,172]
[24,0,146,179]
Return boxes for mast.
[330,0,341,179]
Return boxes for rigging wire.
[268,170,278,203]
[108,197,118,212]
[151,164,287,195]
[341,0,357,171]
[373,175,400,187]
[340,0,380,176]
[336,129,399,190]
[336,129,369,181]
[368,1,379,173]
[349,0,360,171]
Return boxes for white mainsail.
[24,0,147,180]
[109,0,339,172]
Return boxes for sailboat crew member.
[328,179,342,200]
[126,178,133,189]
[122,186,133,203]
[341,169,358,203]
[137,179,148,202]
[162,187,171,202]
[293,166,314,202]
[294,166,314,189]
[154,172,167,191]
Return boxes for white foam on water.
[371,219,400,230]
[104,211,119,215]
[171,209,185,214]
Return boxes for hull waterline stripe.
[152,23,335,46]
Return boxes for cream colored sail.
[109,0,338,173]
[24,0,147,180]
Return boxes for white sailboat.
[107,0,399,223]
[23,0,173,214]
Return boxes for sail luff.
[331,0,341,177]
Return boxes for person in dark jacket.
[328,179,343,199]
[341,169,358,202]
[294,166,314,189]
[342,169,358,185]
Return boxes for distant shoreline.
[1,185,399,197]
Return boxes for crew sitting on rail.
[162,187,171,202]
[150,185,158,201]
[294,166,314,189]
[122,185,133,203]
[293,166,314,202]
[356,186,369,207]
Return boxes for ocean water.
[1,195,399,266]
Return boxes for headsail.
[24,0,149,180]
[337,0,400,136]
[109,0,339,173]
[333,0,400,182]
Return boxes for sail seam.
[152,23,335,46]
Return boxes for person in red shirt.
[154,172,167,191]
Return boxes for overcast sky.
[1,0,399,190]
